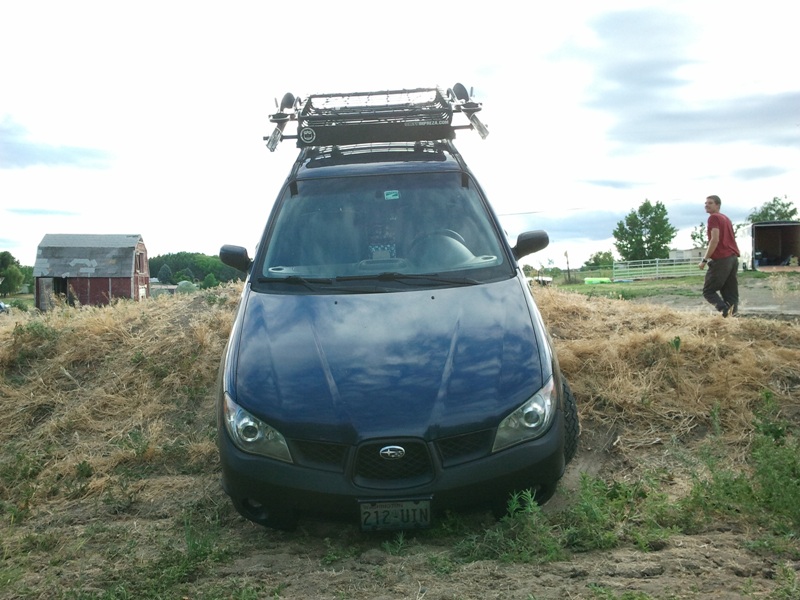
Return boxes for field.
[1,276,800,599]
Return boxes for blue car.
[217,86,579,530]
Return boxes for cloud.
[732,166,789,180]
[0,117,111,169]
[570,10,800,149]
[583,179,642,190]
[6,208,79,216]
[607,93,800,147]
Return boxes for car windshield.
[256,172,510,291]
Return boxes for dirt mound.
[1,284,799,599]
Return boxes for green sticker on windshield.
[384,190,400,200]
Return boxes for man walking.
[699,195,740,316]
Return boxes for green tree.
[690,222,707,249]
[691,220,747,249]
[200,273,219,289]
[0,251,25,297]
[582,250,614,269]
[747,196,797,223]
[613,200,677,261]
[157,263,173,284]
[149,252,243,284]
[0,264,23,297]
[174,268,195,283]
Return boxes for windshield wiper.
[257,275,392,293]
[257,275,333,290]
[335,272,479,286]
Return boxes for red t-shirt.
[707,213,739,260]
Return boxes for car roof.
[292,142,465,180]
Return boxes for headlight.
[492,376,557,452]
[223,393,292,462]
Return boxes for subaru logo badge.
[379,445,405,460]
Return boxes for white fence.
[612,258,699,281]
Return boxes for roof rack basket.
[265,84,488,151]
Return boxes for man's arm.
[698,228,720,269]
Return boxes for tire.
[562,379,580,465]
[230,497,298,531]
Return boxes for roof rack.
[264,83,488,152]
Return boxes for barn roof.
[34,234,145,278]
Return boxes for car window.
[257,172,510,289]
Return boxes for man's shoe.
[721,302,731,318]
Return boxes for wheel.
[230,497,298,531]
[562,379,580,465]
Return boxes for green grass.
[449,389,800,567]
[556,270,774,300]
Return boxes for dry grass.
[2,282,800,598]
[3,282,798,517]
[0,286,239,515]
[533,285,800,451]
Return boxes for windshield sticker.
[384,190,400,200]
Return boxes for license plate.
[359,499,431,530]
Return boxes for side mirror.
[512,230,549,260]
[220,245,252,273]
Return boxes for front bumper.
[218,409,566,526]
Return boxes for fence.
[611,258,699,281]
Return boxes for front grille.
[354,440,433,489]
[291,440,348,472]
[436,430,494,467]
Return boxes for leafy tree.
[613,200,677,262]
[174,268,195,283]
[19,265,33,287]
[582,250,614,269]
[149,252,243,285]
[692,218,747,249]
[0,251,17,271]
[747,196,797,223]
[690,222,707,249]
[200,273,219,289]
[0,264,23,297]
[0,251,24,297]
[157,263,173,284]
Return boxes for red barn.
[33,234,150,310]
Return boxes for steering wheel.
[411,229,466,247]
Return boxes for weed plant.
[680,391,800,539]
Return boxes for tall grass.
[2,283,800,598]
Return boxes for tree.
[690,222,707,249]
[691,220,746,248]
[200,273,219,289]
[157,263,173,284]
[582,250,614,269]
[613,200,677,261]
[747,196,797,223]
[174,268,195,283]
[0,251,24,297]
[0,264,23,297]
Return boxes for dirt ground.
[628,274,800,318]
[195,277,800,600]
[239,277,800,600]
[4,278,800,600]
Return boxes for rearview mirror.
[512,231,549,260]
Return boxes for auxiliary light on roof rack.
[264,83,488,152]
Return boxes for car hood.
[229,277,548,442]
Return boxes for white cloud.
[1,0,798,269]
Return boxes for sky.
[1,1,798,271]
